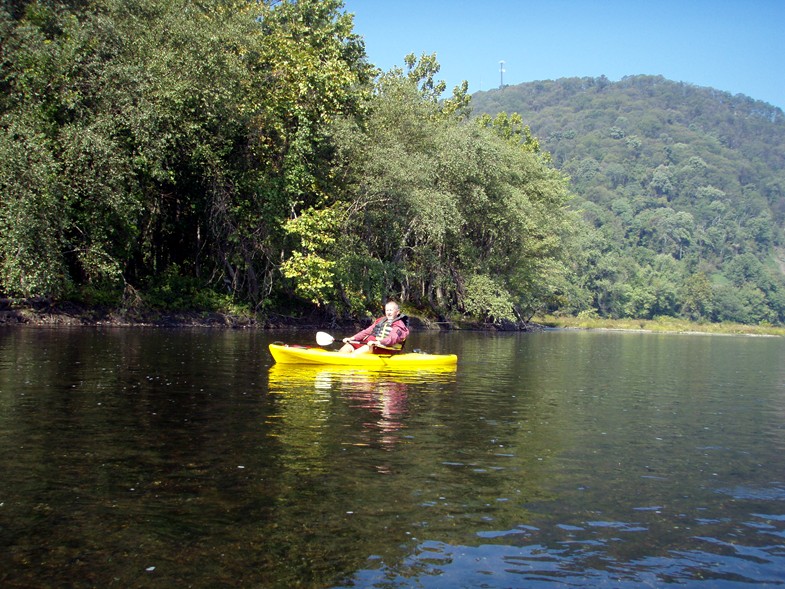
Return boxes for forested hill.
[471,76,785,324]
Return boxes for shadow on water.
[0,328,784,588]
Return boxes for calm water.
[1,328,784,588]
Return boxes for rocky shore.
[1,299,260,328]
[0,298,538,331]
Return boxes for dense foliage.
[473,76,785,323]
[1,0,374,311]
[319,72,573,322]
[0,0,573,324]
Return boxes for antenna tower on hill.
[499,60,506,89]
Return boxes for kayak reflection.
[267,363,457,391]
[266,364,456,455]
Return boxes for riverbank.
[0,299,487,332]
[3,299,782,336]
[1,301,249,328]
[535,314,785,337]
[0,298,303,328]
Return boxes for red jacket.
[351,315,409,349]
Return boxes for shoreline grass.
[534,315,785,337]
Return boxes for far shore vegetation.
[535,314,785,337]
[3,294,784,338]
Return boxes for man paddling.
[339,301,409,355]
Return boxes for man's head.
[384,301,400,320]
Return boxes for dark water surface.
[1,328,784,588]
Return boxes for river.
[1,327,784,588]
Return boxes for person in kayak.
[339,301,409,355]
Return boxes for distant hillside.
[471,76,785,323]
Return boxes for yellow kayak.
[268,343,457,368]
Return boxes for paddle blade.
[316,331,335,346]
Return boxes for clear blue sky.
[342,0,785,110]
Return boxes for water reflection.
[267,363,457,466]
[335,529,785,588]
[1,329,784,588]
[267,363,458,390]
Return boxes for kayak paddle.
[316,331,335,346]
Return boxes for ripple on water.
[335,531,785,588]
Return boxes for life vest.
[371,318,394,341]
[370,315,408,350]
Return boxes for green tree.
[0,2,141,297]
[323,58,574,322]
[681,272,713,320]
[477,111,545,155]
[1,0,373,310]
